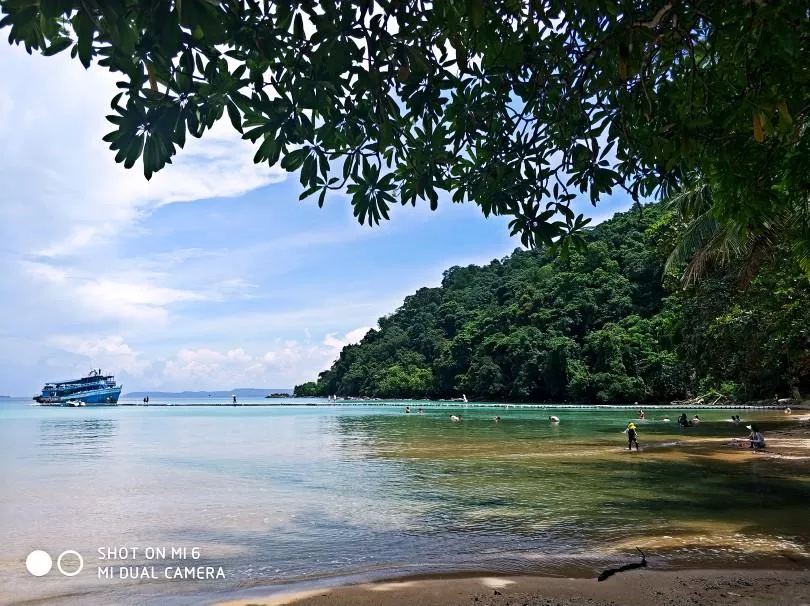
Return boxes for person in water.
[626,422,639,450]
[678,413,696,427]
[494,416,501,423]
[639,409,645,420]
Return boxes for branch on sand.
[597,548,647,581]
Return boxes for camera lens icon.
[57,550,84,576]
[26,550,84,577]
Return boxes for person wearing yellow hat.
[626,422,639,451]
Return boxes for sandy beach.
[217,569,810,606]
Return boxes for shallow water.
[0,398,807,605]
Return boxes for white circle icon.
[26,550,53,576]
[57,550,84,577]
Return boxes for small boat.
[65,400,85,407]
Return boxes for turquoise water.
[0,398,807,605]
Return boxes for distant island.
[124,388,293,398]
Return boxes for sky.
[0,42,633,396]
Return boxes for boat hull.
[35,387,122,406]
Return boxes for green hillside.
[296,204,810,403]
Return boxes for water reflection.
[37,418,117,459]
[328,409,810,565]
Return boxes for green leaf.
[226,100,243,133]
[73,12,95,68]
[39,0,72,20]
[299,186,318,200]
[281,148,307,171]
[42,37,72,56]
[468,0,484,28]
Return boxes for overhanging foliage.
[2,0,807,248]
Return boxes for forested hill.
[295,204,810,404]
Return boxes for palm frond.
[664,211,718,276]
[793,232,810,277]
[667,181,713,220]
[679,224,750,286]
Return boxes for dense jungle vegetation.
[295,204,810,403]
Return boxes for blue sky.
[0,43,633,395]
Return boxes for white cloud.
[48,335,148,376]
[133,326,373,390]
[21,261,212,324]
[226,348,253,363]
[30,331,357,391]
[323,326,372,349]
[0,44,284,262]
[345,326,372,342]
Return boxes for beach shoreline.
[215,568,810,606]
[212,417,810,606]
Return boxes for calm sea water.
[0,397,807,605]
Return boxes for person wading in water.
[626,422,640,451]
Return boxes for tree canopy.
[295,203,810,403]
[2,0,808,251]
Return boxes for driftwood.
[671,396,704,406]
[671,391,732,406]
[597,548,647,582]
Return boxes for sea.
[1,396,808,605]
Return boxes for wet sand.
[674,413,810,464]
[217,569,810,606]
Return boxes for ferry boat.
[34,369,122,406]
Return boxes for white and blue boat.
[34,369,122,406]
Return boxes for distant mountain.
[123,388,292,398]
